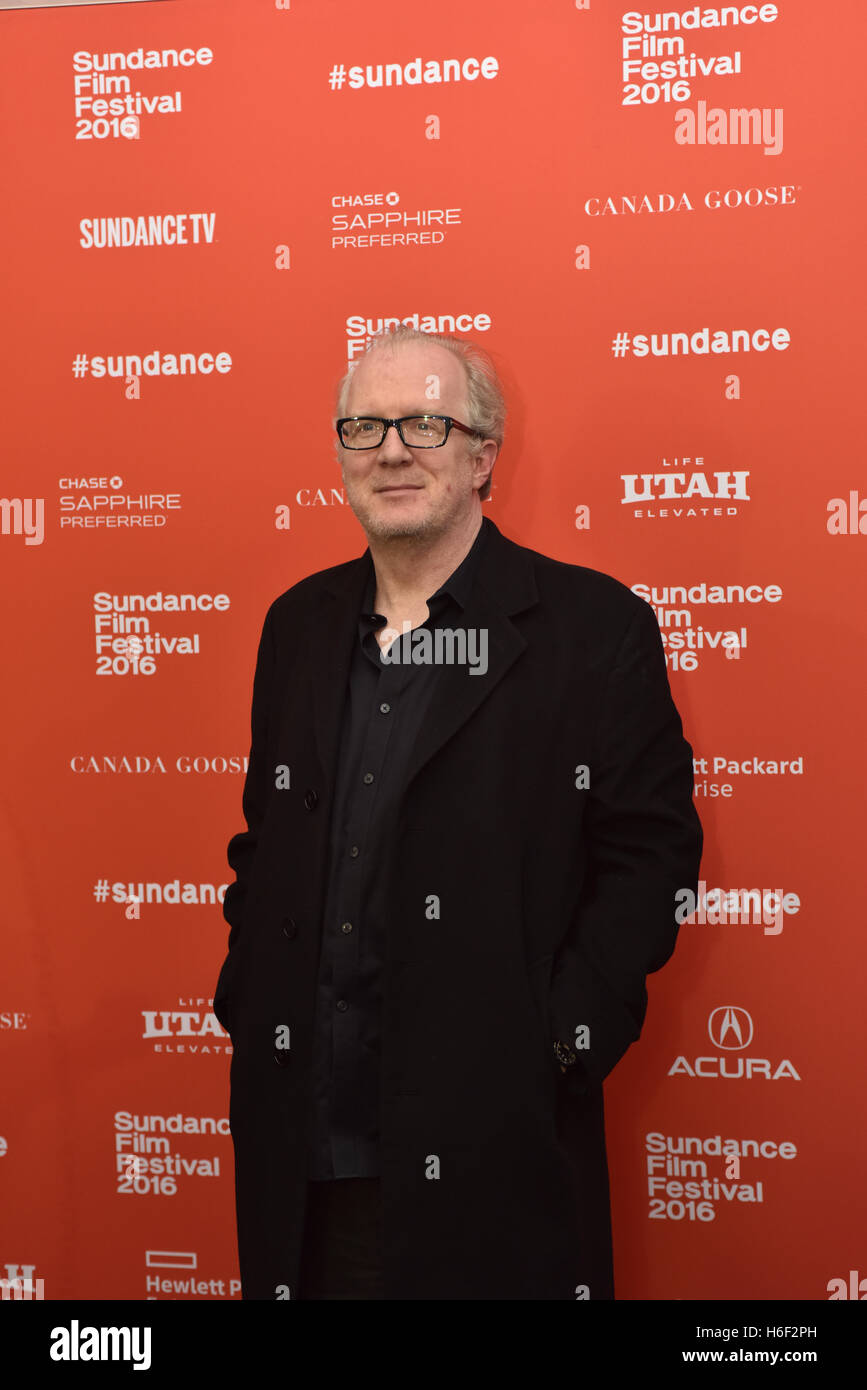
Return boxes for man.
[214,325,703,1300]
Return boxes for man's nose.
[378,424,412,457]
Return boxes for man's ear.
[473,439,497,494]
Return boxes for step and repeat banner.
[1,0,865,1303]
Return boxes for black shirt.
[307,518,490,1180]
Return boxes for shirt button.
[336,999,348,1012]
[349,845,359,858]
[363,772,374,785]
[304,789,319,811]
[379,703,391,714]
[281,917,298,940]
[341,921,353,934]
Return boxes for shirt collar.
[360,516,490,622]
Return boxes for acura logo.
[668,1006,798,1080]
[708,1006,754,1051]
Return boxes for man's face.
[338,342,492,542]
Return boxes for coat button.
[304,789,319,810]
[281,917,298,940]
[274,1051,291,1067]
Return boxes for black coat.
[213,518,702,1300]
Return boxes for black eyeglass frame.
[335,415,480,449]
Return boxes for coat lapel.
[304,519,540,796]
[399,524,538,793]
[305,555,371,787]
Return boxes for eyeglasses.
[336,415,479,449]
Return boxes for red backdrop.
[1,0,865,1301]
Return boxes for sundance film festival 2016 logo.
[72,38,214,143]
[629,578,784,672]
[669,1007,800,1080]
[619,5,782,131]
[344,312,491,364]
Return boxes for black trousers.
[297,1177,384,1300]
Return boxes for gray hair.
[334,324,505,502]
